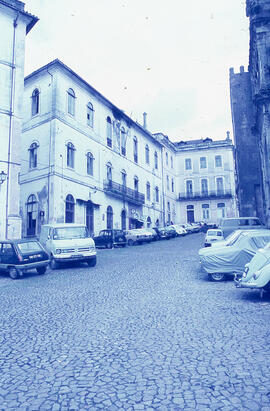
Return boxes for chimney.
[143,112,147,129]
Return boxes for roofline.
[0,0,39,33]
[24,59,162,147]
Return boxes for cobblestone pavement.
[0,233,270,410]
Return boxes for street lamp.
[0,171,7,184]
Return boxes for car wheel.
[87,256,97,267]
[50,257,59,270]
[128,239,134,246]
[121,243,126,248]
[209,273,225,282]
[107,242,113,249]
[9,267,19,279]
[36,266,47,275]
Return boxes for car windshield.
[54,227,88,239]
[17,241,43,254]
[207,230,221,237]
[225,231,244,246]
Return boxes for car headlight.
[253,270,262,280]
[55,249,61,254]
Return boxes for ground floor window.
[217,202,226,218]
[107,206,113,229]
[187,204,194,223]
[86,203,94,236]
[121,209,126,230]
[27,194,38,236]
[65,194,75,223]
[202,203,210,219]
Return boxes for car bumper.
[8,260,50,272]
[53,252,97,262]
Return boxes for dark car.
[0,239,50,279]
[94,229,127,248]
[165,226,178,238]
[152,227,170,240]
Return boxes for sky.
[24,0,249,142]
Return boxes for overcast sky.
[24,0,249,142]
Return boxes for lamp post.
[0,171,7,185]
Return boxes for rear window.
[251,236,270,249]
[17,241,43,254]
[248,219,261,226]
[207,230,222,237]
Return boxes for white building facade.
[20,60,237,237]
[0,0,37,239]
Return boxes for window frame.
[86,152,94,176]
[67,142,75,169]
[31,88,40,117]
[86,102,94,128]
[67,88,76,116]
[29,142,38,169]
[185,158,192,170]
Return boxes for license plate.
[29,254,42,259]
[71,254,83,258]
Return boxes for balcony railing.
[178,190,233,201]
[103,180,145,205]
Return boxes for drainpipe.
[5,12,19,239]
[161,146,166,226]
[47,68,53,223]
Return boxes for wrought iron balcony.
[103,179,145,205]
[178,190,233,201]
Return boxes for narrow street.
[0,233,270,410]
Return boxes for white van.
[39,224,97,269]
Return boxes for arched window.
[133,136,138,163]
[31,89,39,116]
[107,206,113,229]
[87,102,94,127]
[217,202,226,218]
[121,169,127,187]
[147,216,151,228]
[202,203,210,220]
[29,142,38,168]
[107,116,112,147]
[27,194,38,236]
[134,176,139,192]
[146,182,151,201]
[166,175,169,190]
[65,194,75,223]
[201,179,208,196]
[106,162,112,182]
[145,144,150,164]
[86,152,94,176]
[67,142,75,168]
[67,88,75,116]
[121,127,126,156]
[154,151,158,169]
[121,209,126,230]
[155,186,159,202]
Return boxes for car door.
[1,243,17,268]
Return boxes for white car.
[204,229,224,247]
[171,225,187,236]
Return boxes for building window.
[133,136,138,163]
[121,127,126,156]
[146,182,151,201]
[154,151,158,169]
[147,216,151,228]
[134,176,139,192]
[121,209,126,231]
[200,157,207,169]
[166,152,168,165]
[215,155,222,167]
[65,194,75,223]
[202,203,210,219]
[216,177,224,195]
[67,88,75,116]
[106,163,112,182]
[29,142,38,169]
[186,180,193,196]
[67,142,75,168]
[107,206,113,229]
[217,202,226,218]
[26,194,38,236]
[145,144,150,164]
[166,175,169,191]
[121,170,126,188]
[172,178,174,193]
[31,89,39,116]
[201,179,208,196]
[167,201,171,224]
[87,102,94,127]
[86,152,94,176]
[107,116,112,147]
[155,186,159,202]
[171,155,173,169]
[185,158,192,170]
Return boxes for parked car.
[181,224,194,234]
[218,217,264,238]
[0,239,50,279]
[190,223,201,233]
[134,228,153,243]
[204,229,224,247]
[145,228,159,241]
[235,242,270,292]
[199,229,270,281]
[165,226,178,238]
[40,223,97,269]
[171,225,187,236]
[152,227,170,240]
[124,229,145,246]
[94,229,126,249]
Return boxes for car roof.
[241,229,270,237]
[0,238,39,244]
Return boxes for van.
[218,217,264,238]
[39,223,97,269]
